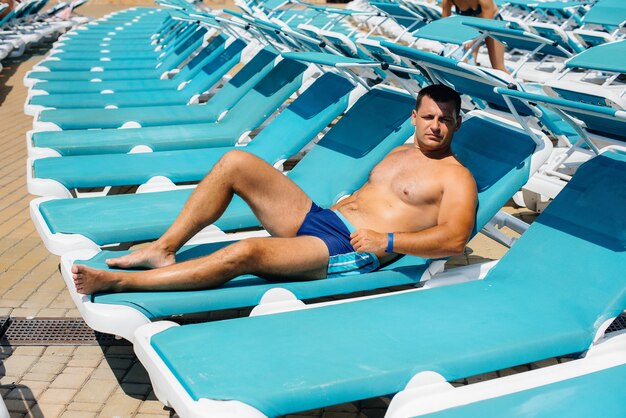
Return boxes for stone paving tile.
[65,402,102,413]
[29,402,66,418]
[73,378,118,404]
[98,392,142,417]
[38,388,76,405]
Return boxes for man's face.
[411,96,461,153]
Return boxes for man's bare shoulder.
[437,156,477,189]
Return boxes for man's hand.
[350,229,388,253]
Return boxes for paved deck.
[0,1,551,417]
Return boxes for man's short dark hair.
[415,84,461,117]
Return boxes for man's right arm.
[390,168,477,258]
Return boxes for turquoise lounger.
[24,34,245,115]
[57,108,551,341]
[27,54,305,156]
[131,149,626,417]
[28,31,235,95]
[495,87,626,209]
[28,45,276,132]
[32,21,206,72]
[25,37,252,117]
[386,330,626,417]
[31,85,418,255]
[23,22,207,85]
[28,72,358,197]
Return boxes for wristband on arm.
[386,232,394,253]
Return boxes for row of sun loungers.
[17,0,626,416]
[0,0,90,74]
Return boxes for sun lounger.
[23,20,207,85]
[131,148,626,417]
[25,36,254,118]
[32,20,205,72]
[496,87,626,210]
[580,0,626,32]
[27,32,236,96]
[55,108,551,340]
[386,330,626,417]
[30,84,417,254]
[27,11,258,94]
[27,53,305,156]
[459,18,576,80]
[546,40,626,107]
[28,71,359,197]
[24,34,248,115]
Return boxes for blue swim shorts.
[296,202,380,276]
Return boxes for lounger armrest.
[282,52,381,68]
[29,197,101,256]
[26,156,73,198]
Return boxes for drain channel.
[0,317,130,346]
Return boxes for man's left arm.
[351,171,477,258]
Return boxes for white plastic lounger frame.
[385,330,626,417]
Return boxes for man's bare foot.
[105,242,176,269]
[72,264,123,295]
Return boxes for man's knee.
[228,238,265,268]
[219,150,257,172]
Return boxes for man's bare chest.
[368,153,443,206]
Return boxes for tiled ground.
[0,1,548,417]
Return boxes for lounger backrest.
[174,33,228,80]
[216,57,309,128]
[451,114,536,233]
[412,15,481,45]
[288,87,415,206]
[463,19,573,58]
[248,72,355,163]
[381,41,535,116]
[182,38,247,92]
[157,24,208,70]
[499,88,626,143]
[191,46,279,117]
[370,2,429,32]
[582,0,626,29]
[564,40,626,74]
[528,21,585,54]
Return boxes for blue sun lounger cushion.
[133,150,626,417]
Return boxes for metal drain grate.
[607,313,626,334]
[0,318,130,346]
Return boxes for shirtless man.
[72,84,477,294]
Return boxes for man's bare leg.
[105,151,313,269]
[73,236,329,294]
